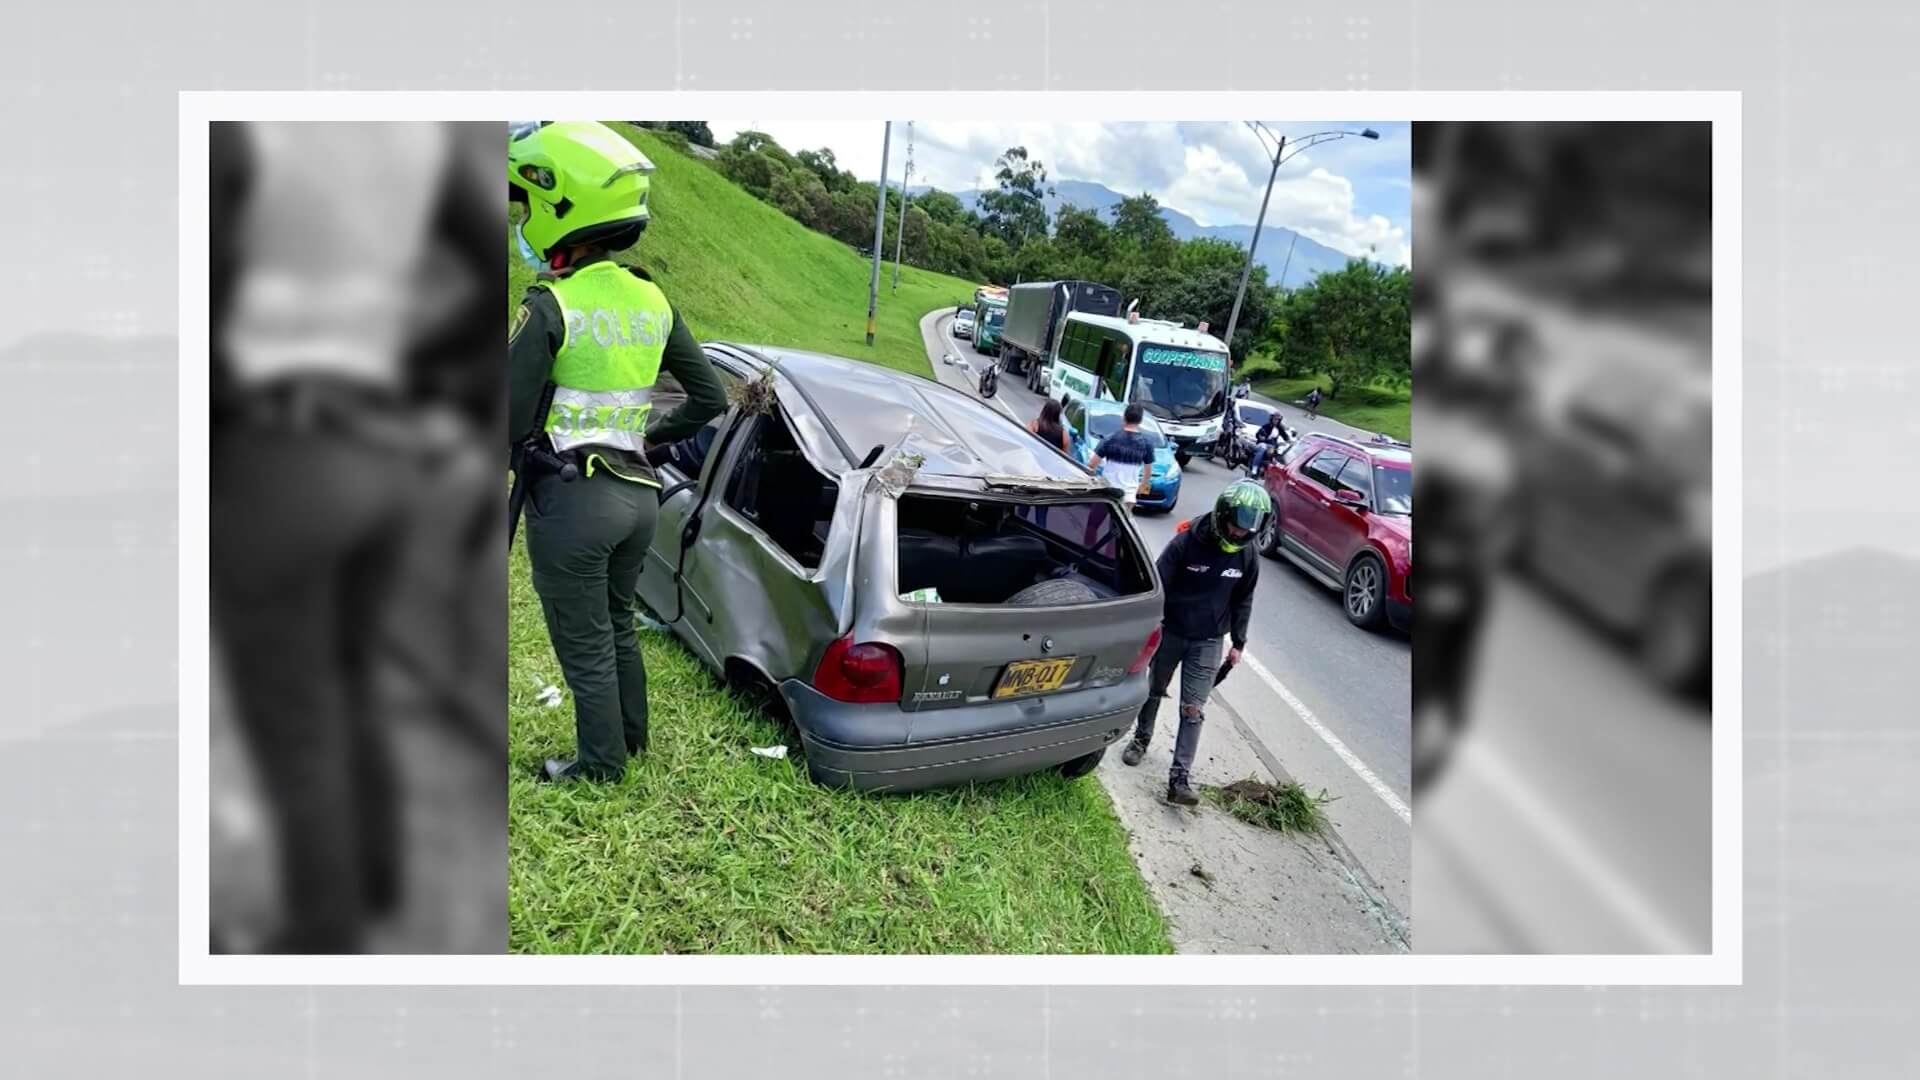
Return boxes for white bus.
[1043,312,1231,464]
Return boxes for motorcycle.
[977,359,999,398]
[1198,421,1256,471]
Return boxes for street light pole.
[1221,125,1380,362]
[866,121,892,347]
[1222,133,1283,359]
[892,122,913,292]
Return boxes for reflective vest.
[542,261,673,481]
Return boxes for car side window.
[720,413,836,570]
[1336,456,1374,501]
[1301,450,1349,489]
[1064,400,1085,437]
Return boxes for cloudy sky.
[708,120,1412,266]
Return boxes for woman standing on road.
[1029,398,1072,456]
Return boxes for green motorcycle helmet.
[507,121,654,265]
[1211,478,1274,553]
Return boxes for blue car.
[1062,398,1183,513]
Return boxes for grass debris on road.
[1203,778,1334,835]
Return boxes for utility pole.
[892,122,914,292]
[1275,231,1299,291]
[865,121,891,347]
[1223,133,1283,359]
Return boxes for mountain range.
[910,178,1380,287]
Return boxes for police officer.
[508,121,728,784]
[1120,479,1272,806]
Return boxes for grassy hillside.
[508,124,977,379]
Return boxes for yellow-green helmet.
[507,121,654,264]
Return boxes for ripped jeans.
[1130,628,1224,783]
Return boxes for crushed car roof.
[709,343,1096,486]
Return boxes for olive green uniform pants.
[524,469,660,780]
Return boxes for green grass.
[509,124,980,380]
[1201,779,1333,835]
[507,126,1170,954]
[508,547,1171,954]
[1249,374,1411,443]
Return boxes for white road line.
[1238,649,1413,824]
[1458,738,1700,954]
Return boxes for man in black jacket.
[1121,479,1273,805]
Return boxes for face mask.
[514,220,545,270]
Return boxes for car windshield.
[983,309,1004,327]
[1134,345,1229,421]
[1373,465,1412,515]
[1237,403,1274,427]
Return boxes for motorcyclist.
[1246,413,1287,477]
[1120,479,1271,805]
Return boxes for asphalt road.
[923,311,1414,912]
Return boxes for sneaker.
[1121,740,1148,767]
[1167,775,1201,806]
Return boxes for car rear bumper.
[1137,480,1180,509]
[780,675,1147,792]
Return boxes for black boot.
[1121,739,1148,767]
[1167,774,1200,806]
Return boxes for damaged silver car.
[636,343,1167,792]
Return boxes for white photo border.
[179,90,1741,986]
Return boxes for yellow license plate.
[993,657,1077,699]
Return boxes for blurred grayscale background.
[208,122,505,953]
[0,0,1916,1076]
[1410,122,1714,953]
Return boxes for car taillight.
[1126,625,1163,676]
[813,635,903,704]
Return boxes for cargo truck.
[999,280,1124,386]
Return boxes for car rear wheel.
[1344,553,1388,630]
[1056,747,1106,779]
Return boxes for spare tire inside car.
[1006,577,1098,607]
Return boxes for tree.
[769,165,830,229]
[1051,204,1112,266]
[915,188,969,227]
[1274,259,1411,398]
[977,146,1054,250]
[1110,192,1176,251]
[634,120,714,148]
[795,147,850,192]
[665,121,714,148]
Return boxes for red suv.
[1258,433,1413,631]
